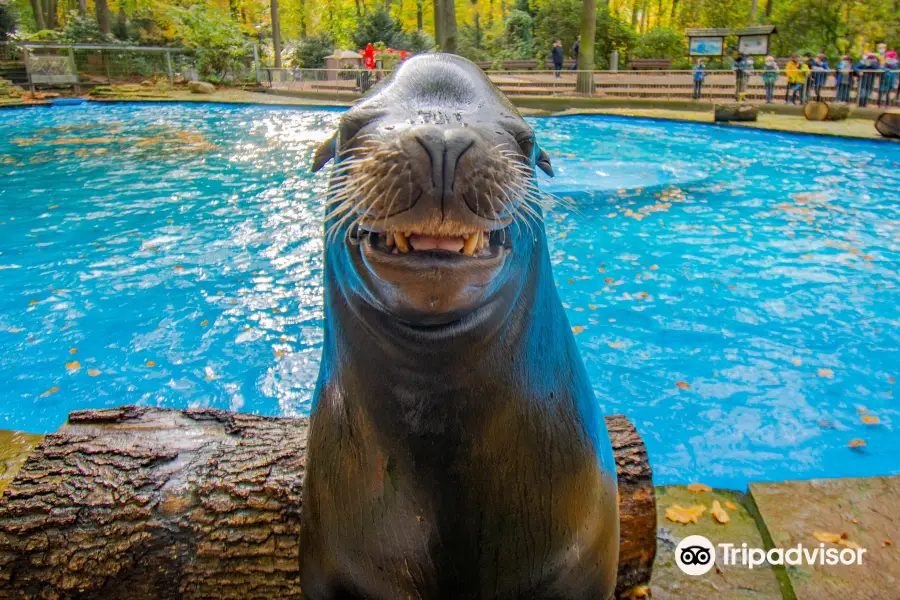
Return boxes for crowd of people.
[692,44,900,107]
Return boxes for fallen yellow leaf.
[861,415,880,425]
[87,369,101,377]
[200,320,209,327]
[818,368,835,379]
[813,532,842,544]
[665,504,707,524]
[607,342,626,349]
[65,361,81,370]
[572,326,585,334]
[686,483,712,493]
[39,386,60,398]
[839,539,862,550]
[725,501,737,510]
[28,299,39,306]
[146,360,156,367]
[848,438,867,448]
[648,265,659,270]
[712,500,730,524]
[69,347,77,354]
[274,351,286,358]
[676,381,690,390]
[792,357,802,367]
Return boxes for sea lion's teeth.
[394,232,409,253]
[462,234,478,256]
[385,232,395,247]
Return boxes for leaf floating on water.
[725,501,737,510]
[607,342,626,349]
[87,369,101,377]
[676,381,690,390]
[39,386,60,398]
[274,351,286,358]
[792,358,802,367]
[173,265,185,271]
[861,415,880,425]
[687,483,712,493]
[69,347,77,354]
[848,438,867,448]
[889,376,896,384]
[588,304,597,310]
[648,265,659,270]
[28,299,39,306]
[817,368,835,379]
[712,500,730,524]
[146,360,156,367]
[665,504,707,524]
[65,361,81,371]
[813,532,842,544]
[571,326,585,335]
[200,320,209,327]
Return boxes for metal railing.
[263,67,900,108]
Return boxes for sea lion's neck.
[316,236,578,431]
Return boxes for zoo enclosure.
[11,42,262,89]
[264,67,899,107]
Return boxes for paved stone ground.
[751,477,900,600]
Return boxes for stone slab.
[750,476,900,600]
[651,485,783,599]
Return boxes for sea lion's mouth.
[353,226,511,259]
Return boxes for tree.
[352,6,403,47]
[440,0,457,51]
[577,0,597,93]
[293,34,332,66]
[0,0,16,39]
[633,26,684,58]
[95,0,110,34]
[502,8,532,57]
[272,0,283,68]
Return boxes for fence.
[264,67,900,108]
[11,42,262,88]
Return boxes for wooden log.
[875,112,900,138]
[804,101,853,121]
[714,103,758,122]
[0,408,656,599]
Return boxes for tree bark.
[804,100,852,121]
[433,0,443,49]
[874,113,900,138]
[765,0,773,18]
[271,0,282,69]
[577,0,597,94]
[29,0,46,30]
[416,0,424,30]
[46,0,58,28]
[77,0,87,17]
[95,0,110,35]
[0,408,655,599]
[440,0,457,52]
[750,0,758,23]
[714,102,759,121]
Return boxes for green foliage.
[60,12,114,43]
[0,0,16,41]
[594,7,636,68]
[633,27,685,59]
[770,0,846,56]
[533,0,580,60]
[351,7,404,48]
[169,5,249,78]
[502,9,533,59]
[404,29,435,53]
[292,35,333,67]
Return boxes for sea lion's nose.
[413,127,476,200]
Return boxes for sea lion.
[300,53,619,600]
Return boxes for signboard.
[689,37,724,56]
[739,34,770,56]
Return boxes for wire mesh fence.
[14,42,261,88]
[264,67,900,108]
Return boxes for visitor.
[360,43,376,92]
[876,42,889,65]
[692,58,706,100]
[733,53,750,100]
[803,52,816,102]
[552,40,564,78]
[810,53,829,102]
[835,55,853,103]
[854,52,880,107]
[571,36,581,70]
[785,54,808,105]
[762,56,779,103]
[877,51,899,107]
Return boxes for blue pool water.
[1,103,897,489]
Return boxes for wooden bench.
[543,59,577,70]
[500,59,540,70]
[629,58,672,70]
[475,61,494,71]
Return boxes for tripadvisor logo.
[675,534,867,576]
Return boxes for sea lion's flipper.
[311,133,337,173]
[537,148,554,177]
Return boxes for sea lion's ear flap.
[311,133,337,173]
[537,147,554,178]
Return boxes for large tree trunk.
[577,0,597,94]
[440,0,457,52]
[0,408,655,599]
[765,0,773,18]
[29,0,46,30]
[750,0,758,22]
[433,0,443,49]
[77,0,87,17]
[45,0,58,29]
[416,0,424,30]
[95,0,110,35]
[271,0,282,69]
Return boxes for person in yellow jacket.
[785,54,810,104]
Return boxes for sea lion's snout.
[313,53,554,323]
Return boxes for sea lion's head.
[312,54,554,328]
